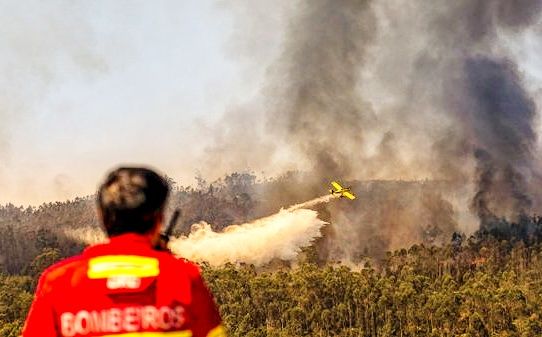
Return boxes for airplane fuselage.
[330,187,351,197]
[329,181,356,200]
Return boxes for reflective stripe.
[207,325,227,337]
[88,255,159,279]
[100,331,192,337]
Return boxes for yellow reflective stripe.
[88,255,159,279]
[100,331,192,337]
[207,325,227,337]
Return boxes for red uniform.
[22,233,225,337]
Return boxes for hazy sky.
[0,1,541,206]
[0,0,277,205]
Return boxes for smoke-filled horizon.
[1,1,542,261]
[0,1,540,207]
[199,0,542,259]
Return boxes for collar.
[83,233,155,257]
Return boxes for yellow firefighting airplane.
[329,181,356,200]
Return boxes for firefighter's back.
[28,233,221,337]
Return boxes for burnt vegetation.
[2,174,542,336]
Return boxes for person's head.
[97,167,170,237]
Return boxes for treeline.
[3,218,542,336]
[3,174,541,336]
[202,228,542,337]
[0,173,456,274]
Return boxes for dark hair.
[97,167,170,236]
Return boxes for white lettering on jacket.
[59,305,186,337]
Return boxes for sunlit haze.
[0,1,275,205]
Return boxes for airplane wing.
[331,181,343,191]
[342,191,356,200]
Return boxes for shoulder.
[157,251,202,279]
[38,255,86,293]
[176,257,202,278]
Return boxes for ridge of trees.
[2,216,542,336]
[0,172,457,273]
[2,173,542,336]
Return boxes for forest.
[2,173,542,336]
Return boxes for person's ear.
[155,211,164,226]
[149,211,163,240]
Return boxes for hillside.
[0,173,460,273]
[2,174,542,336]
[3,216,542,336]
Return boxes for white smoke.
[63,227,106,245]
[170,208,326,266]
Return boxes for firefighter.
[22,167,226,337]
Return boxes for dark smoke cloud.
[265,0,377,178]
[425,0,542,226]
[461,58,541,225]
[203,0,378,180]
[205,0,542,260]
[426,0,542,48]
[392,0,542,229]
